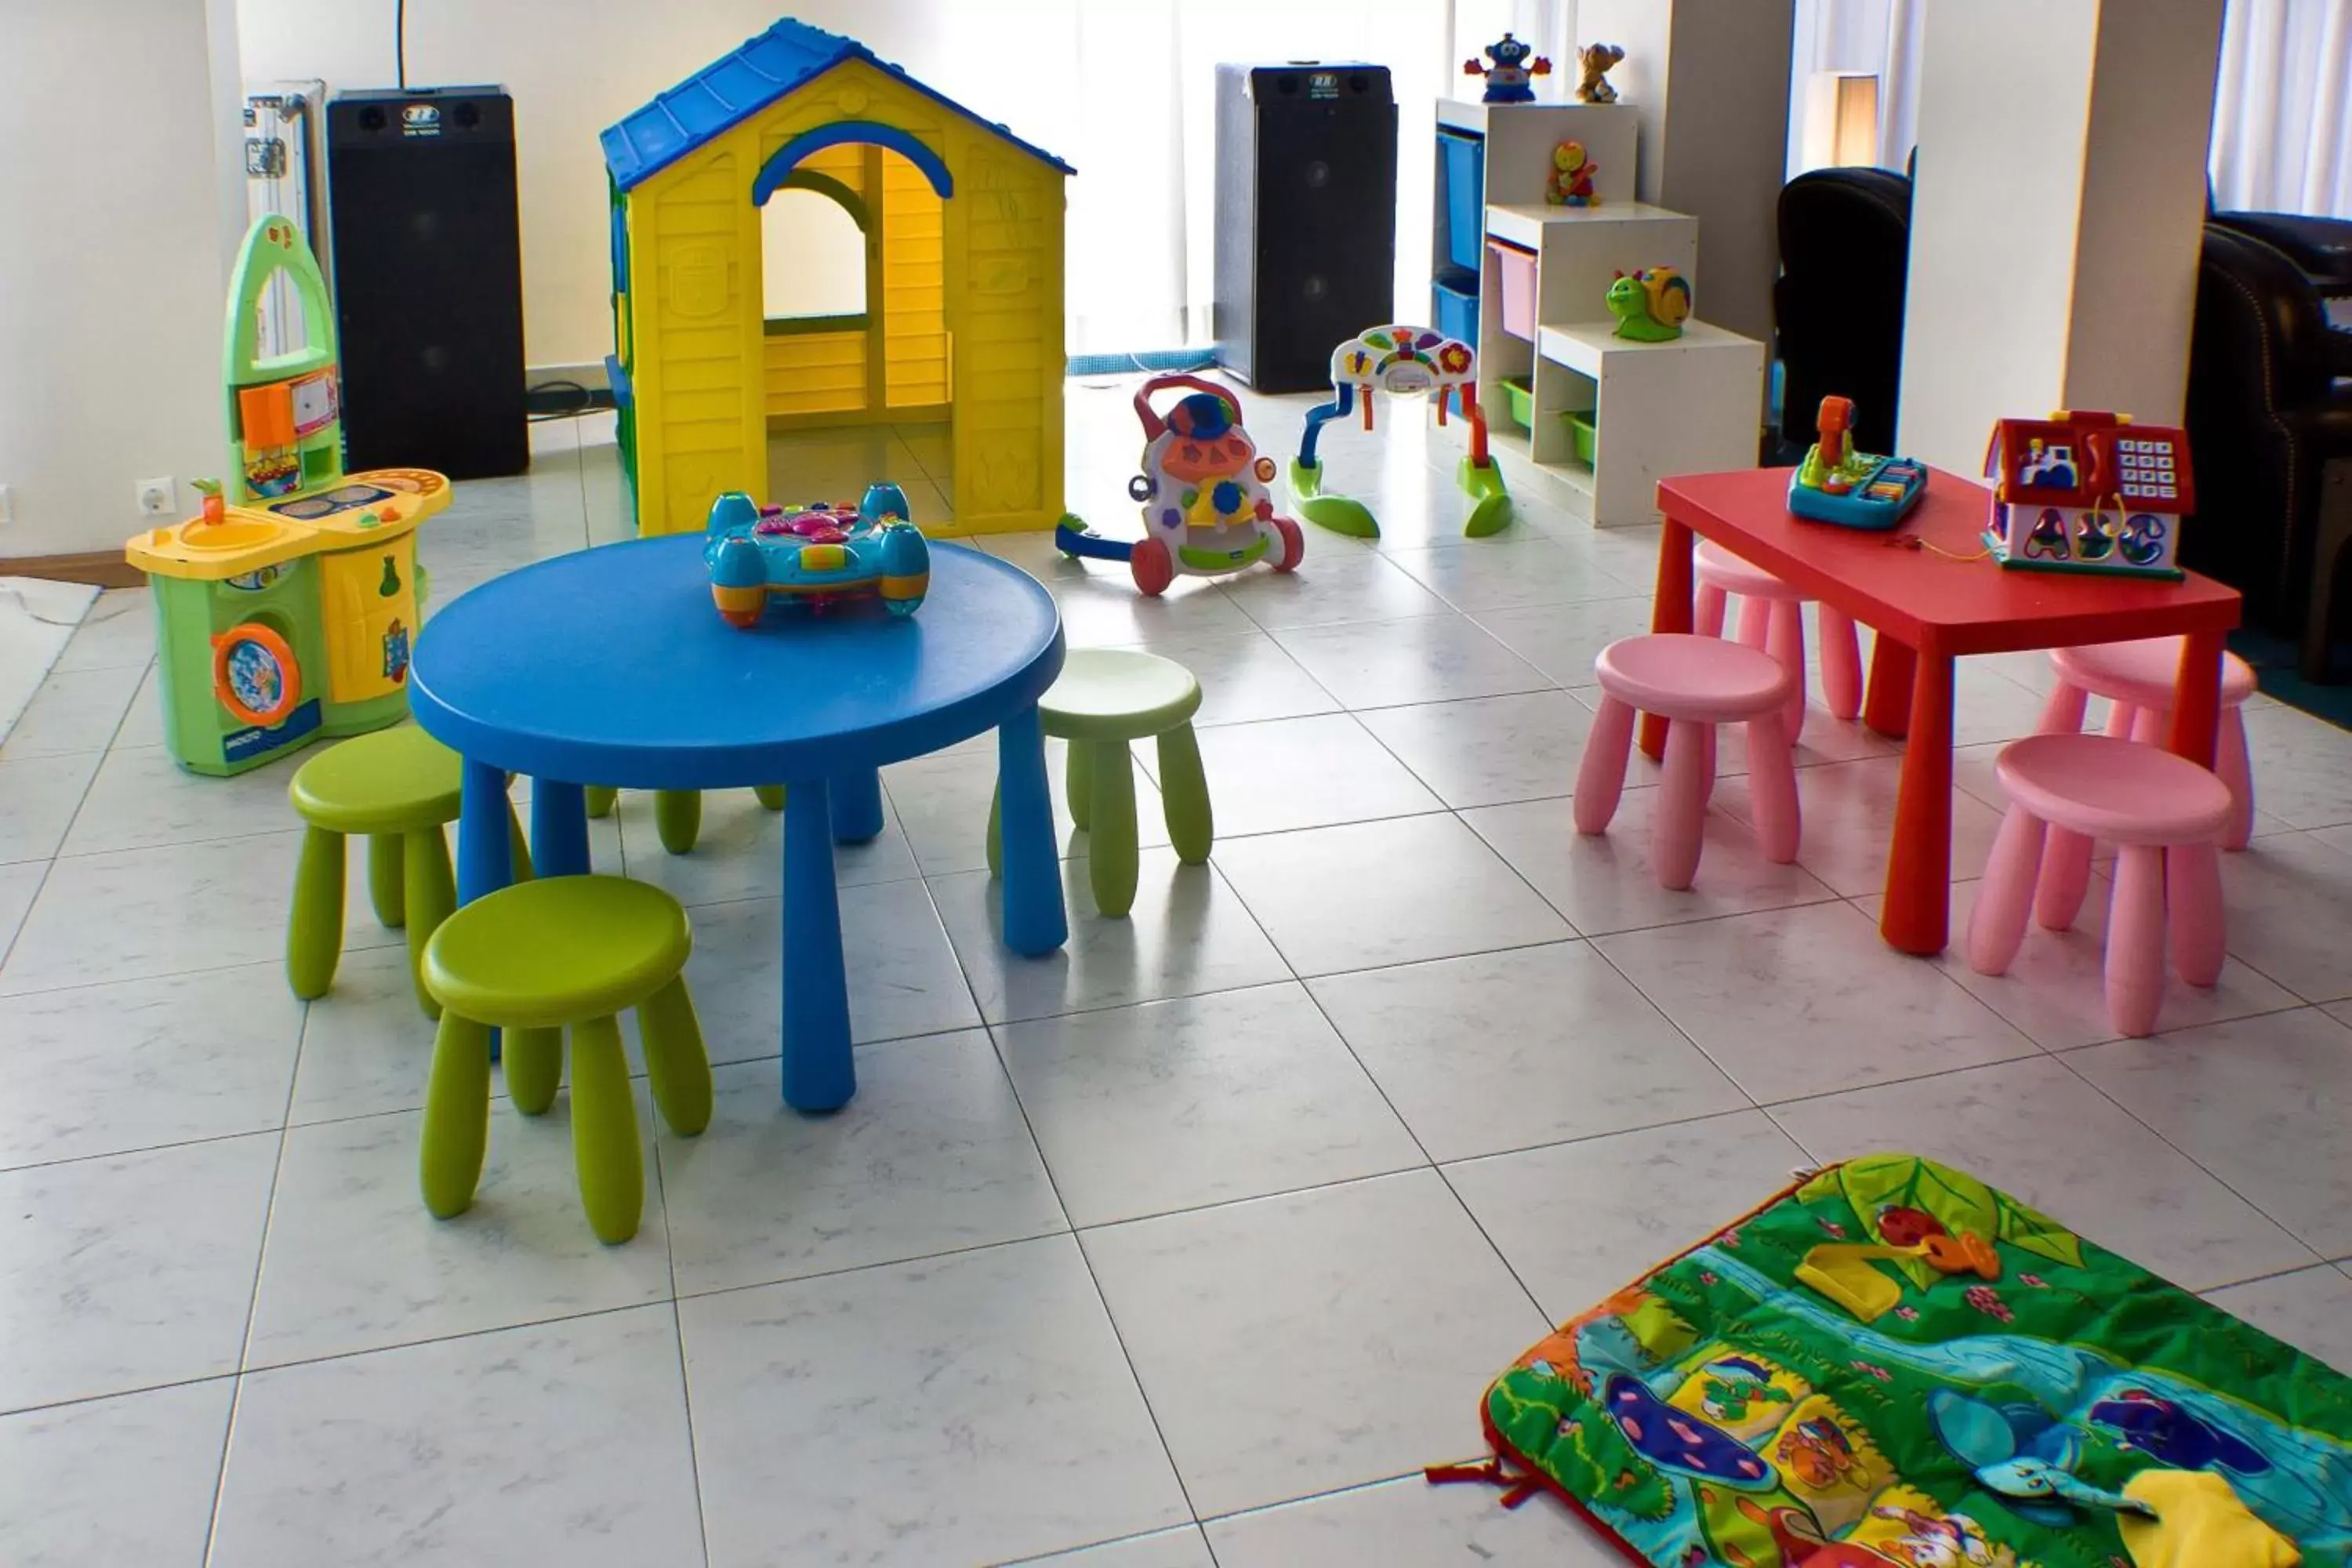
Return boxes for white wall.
[236,0,1450,368]
[1897,0,2222,473]
[0,0,245,558]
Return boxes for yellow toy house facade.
[601,20,1073,537]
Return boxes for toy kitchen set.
[125,215,449,775]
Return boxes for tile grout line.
[201,1082,296,1562]
[1285,972,1561,1335]
[2044,1040,2341,1274]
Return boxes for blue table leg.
[457,760,514,907]
[830,766,884,844]
[531,781,591,877]
[456,759,514,1059]
[996,704,1067,956]
[781,775,855,1111]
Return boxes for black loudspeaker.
[1214,64,1398,394]
[326,87,528,478]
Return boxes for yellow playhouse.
[601,19,1074,538]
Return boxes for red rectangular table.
[1647,465,2242,956]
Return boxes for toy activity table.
[408,535,1066,1111]
[1646,465,2241,956]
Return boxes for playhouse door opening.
[757,141,953,525]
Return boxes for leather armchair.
[2209,205,2352,299]
[1774,168,1912,457]
[2178,225,2352,674]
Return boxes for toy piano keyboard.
[1788,454,1929,530]
[1787,395,1927,531]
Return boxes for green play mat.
[1448,1152,2352,1567]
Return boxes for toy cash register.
[1788,396,1927,530]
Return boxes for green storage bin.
[1569,410,1599,465]
[1500,375,1534,427]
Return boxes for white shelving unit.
[1432,97,1638,340]
[1426,90,1769,528]
[1535,321,1767,528]
[1476,201,1701,473]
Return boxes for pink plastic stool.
[2039,636,2256,848]
[1968,733,2232,1038]
[1695,539,1864,739]
[1576,633,1801,890]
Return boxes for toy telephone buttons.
[212,622,302,728]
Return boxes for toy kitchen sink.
[125,216,450,775]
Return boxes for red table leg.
[1863,633,1917,739]
[1882,642,1955,955]
[1642,517,1696,760]
[2167,628,2227,768]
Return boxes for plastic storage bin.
[1500,375,1534,426]
[1490,239,1537,339]
[1438,131,1486,273]
[1433,279,1479,348]
[1569,409,1599,465]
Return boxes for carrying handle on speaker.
[1134,374,1240,441]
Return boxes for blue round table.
[408,535,1066,1111]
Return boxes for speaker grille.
[1214,64,1397,392]
[326,89,528,478]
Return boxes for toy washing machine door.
[212,622,302,728]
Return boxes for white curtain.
[1785,0,1921,175]
[2210,0,2352,217]
[1010,0,1456,354]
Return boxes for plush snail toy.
[1606,267,1691,342]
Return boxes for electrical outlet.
[136,476,178,517]
[0,484,13,528]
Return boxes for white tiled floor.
[7,387,2352,1565]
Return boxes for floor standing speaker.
[326,87,528,478]
[1214,64,1397,394]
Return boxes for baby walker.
[1290,326,1512,539]
[1054,376,1304,596]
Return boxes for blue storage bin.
[1438,131,1486,273]
[1432,279,1478,348]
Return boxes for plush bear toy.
[1577,42,1624,103]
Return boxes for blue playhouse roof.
[601,17,1075,191]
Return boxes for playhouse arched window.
[760,177,869,328]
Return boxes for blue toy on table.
[704,481,929,625]
[1788,395,1929,531]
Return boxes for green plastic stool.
[286,727,531,1017]
[417,875,711,1244]
[988,649,1212,917]
[585,786,784,854]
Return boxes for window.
[760,187,867,327]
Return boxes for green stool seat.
[423,875,692,1028]
[417,875,711,1245]
[285,727,531,1018]
[988,649,1214,918]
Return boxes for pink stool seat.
[1696,540,1799,601]
[1692,541,1863,732]
[1969,734,2230,1039]
[2050,637,2256,709]
[1577,634,1802,890]
[1994,733,2234,845]
[1595,633,1790,722]
[2036,637,2258,858]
